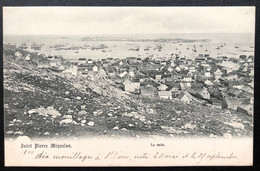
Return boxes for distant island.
[81,37,211,43]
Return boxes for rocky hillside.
[4,46,253,138]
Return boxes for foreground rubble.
[4,47,253,138]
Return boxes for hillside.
[4,46,253,138]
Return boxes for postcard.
[3,6,254,166]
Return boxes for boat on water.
[19,43,28,49]
[31,43,41,50]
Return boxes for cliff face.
[4,46,253,138]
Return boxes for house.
[213,68,223,80]
[168,83,179,92]
[179,82,191,90]
[158,91,172,100]
[177,91,192,104]
[196,87,210,99]
[222,97,240,110]
[167,67,174,72]
[38,60,50,68]
[87,59,93,64]
[175,66,181,72]
[204,80,214,86]
[189,66,196,73]
[247,55,254,63]
[78,58,87,64]
[183,76,192,82]
[140,84,156,98]
[25,54,31,61]
[237,104,253,115]
[118,71,128,78]
[228,81,243,89]
[127,57,142,65]
[238,91,254,104]
[107,69,117,78]
[93,65,99,72]
[227,88,242,97]
[239,55,247,61]
[225,72,238,81]
[15,51,23,58]
[123,79,140,93]
[129,70,135,77]
[50,60,59,67]
[157,84,168,91]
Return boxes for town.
[13,43,254,116]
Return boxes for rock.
[128,123,134,127]
[176,111,181,114]
[65,91,70,95]
[78,111,88,115]
[6,131,14,134]
[81,123,85,126]
[28,109,37,114]
[223,133,232,138]
[224,122,244,130]
[121,128,127,131]
[44,132,50,135]
[68,109,74,113]
[113,126,119,130]
[46,106,61,118]
[108,113,113,117]
[184,123,196,129]
[60,118,73,124]
[14,131,24,135]
[76,96,81,100]
[81,120,86,124]
[93,110,102,116]
[62,115,72,119]
[88,121,95,126]
[209,134,217,138]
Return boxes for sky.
[3,7,255,35]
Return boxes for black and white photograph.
[3,6,255,166]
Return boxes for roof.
[238,104,253,111]
[197,87,209,95]
[157,84,168,90]
[228,88,242,96]
[177,92,192,101]
[179,82,191,89]
[204,80,214,86]
[158,91,172,97]
[123,79,131,86]
[224,97,240,106]
[140,85,156,94]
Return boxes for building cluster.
[16,49,254,116]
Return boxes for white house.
[197,87,210,99]
[25,54,31,61]
[158,91,172,100]
[15,51,23,58]
[123,79,140,93]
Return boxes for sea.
[4,33,255,60]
